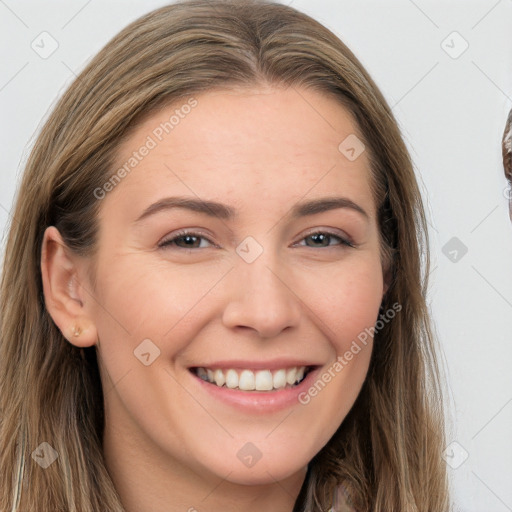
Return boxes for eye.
[295,230,355,249]
[158,230,215,250]
[158,229,355,251]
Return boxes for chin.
[221,461,308,486]
[192,445,312,486]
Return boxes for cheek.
[282,260,383,449]
[90,253,229,351]
[301,258,384,345]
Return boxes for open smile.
[188,362,322,413]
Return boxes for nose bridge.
[221,235,301,337]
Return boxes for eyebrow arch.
[134,195,369,223]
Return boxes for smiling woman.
[0,1,450,511]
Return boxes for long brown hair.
[0,1,450,510]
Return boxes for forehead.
[106,86,376,220]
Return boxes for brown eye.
[159,231,214,250]
[295,231,354,249]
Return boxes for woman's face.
[80,86,387,486]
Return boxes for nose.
[221,251,302,339]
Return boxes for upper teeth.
[195,366,307,391]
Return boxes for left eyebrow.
[133,195,369,223]
[134,196,236,222]
[291,196,369,220]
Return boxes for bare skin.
[41,85,389,512]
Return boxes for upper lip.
[189,359,322,371]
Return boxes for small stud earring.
[73,326,82,337]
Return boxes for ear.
[40,226,98,347]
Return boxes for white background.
[1,1,511,510]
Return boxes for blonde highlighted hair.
[0,1,450,510]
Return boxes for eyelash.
[158,229,355,250]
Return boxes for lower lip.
[189,367,321,413]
